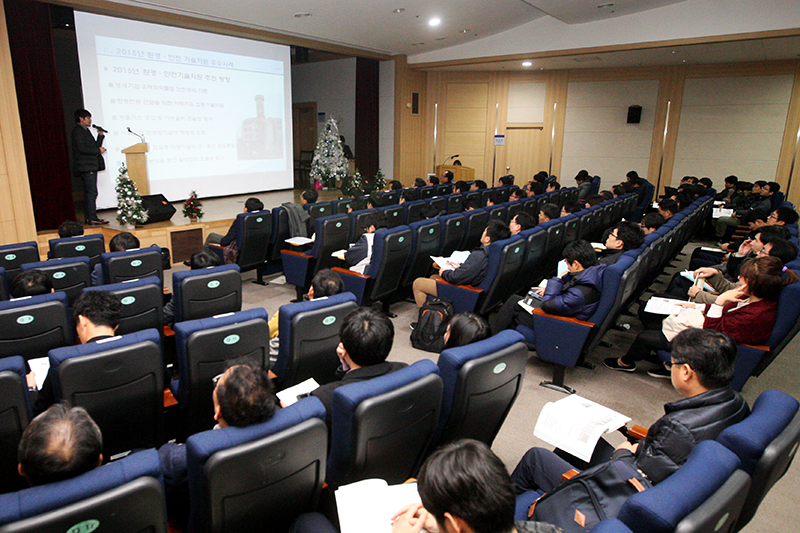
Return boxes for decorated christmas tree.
[183,190,204,220]
[115,165,149,227]
[309,118,348,189]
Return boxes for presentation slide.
[74,12,293,208]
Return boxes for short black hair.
[563,201,583,215]
[774,206,799,225]
[454,181,470,193]
[109,232,140,252]
[600,190,614,201]
[363,211,386,230]
[641,212,666,231]
[311,269,344,298]
[301,189,319,203]
[586,194,604,207]
[11,269,53,298]
[485,219,511,243]
[443,171,454,181]
[489,190,505,205]
[401,189,416,202]
[512,212,535,232]
[626,170,639,180]
[563,240,598,268]
[529,182,544,196]
[417,439,515,533]
[658,198,678,215]
[575,170,590,182]
[533,171,549,183]
[57,221,84,238]
[499,175,514,186]
[72,291,122,330]
[614,221,645,250]
[388,180,403,191]
[671,329,737,390]
[216,364,277,427]
[414,178,426,187]
[244,197,264,212]
[540,203,560,221]
[464,197,481,210]
[190,249,221,269]
[428,176,440,185]
[724,175,739,185]
[367,192,384,209]
[18,403,102,486]
[423,203,442,219]
[444,312,490,349]
[754,180,768,188]
[765,238,798,265]
[548,181,561,190]
[757,224,791,242]
[339,307,394,366]
[612,185,626,197]
[699,177,713,188]
[510,189,524,201]
[74,109,91,122]
[473,180,487,189]
[766,181,780,193]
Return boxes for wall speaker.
[140,194,176,224]
[627,105,642,124]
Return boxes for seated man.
[311,307,406,424]
[345,211,387,274]
[639,212,665,235]
[470,180,488,191]
[538,203,560,224]
[560,202,583,217]
[10,269,53,298]
[47,221,85,258]
[17,404,103,487]
[599,221,645,264]
[33,291,122,415]
[546,181,560,192]
[512,328,749,494]
[509,212,535,236]
[399,189,417,204]
[268,268,344,342]
[163,249,222,326]
[387,180,403,191]
[428,175,440,187]
[658,198,678,221]
[510,188,525,202]
[414,178,426,188]
[440,170,454,184]
[490,240,605,335]
[205,197,264,262]
[92,231,140,285]
[391,439,561,533]
[412,220,510,308]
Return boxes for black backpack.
[410,297,454,352]
[530,456,651,533]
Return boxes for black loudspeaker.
[627,105,642,124]
[140,194,176,224]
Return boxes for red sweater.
[703,299,777,345]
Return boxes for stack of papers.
[276,378,319,406]
[336,479,422,533]
[643,296,691,315]
[431,251,470,271]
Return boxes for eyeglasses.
[768,213,779,220]
[211,373,224,386]
[663,360,686,370]
[609,232,619,239]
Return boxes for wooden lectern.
[436,164,475,182]
[121,143,150,195]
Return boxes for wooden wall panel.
[777,62,800,205]
[443,81,490,179]
[394,55,429,184]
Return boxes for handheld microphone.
[127,127,145,143]
[92,125,108,134]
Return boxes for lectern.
[436,164,475,182]
[121,143,150,195]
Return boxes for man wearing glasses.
[511,328,748,496]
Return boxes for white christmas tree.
[309,118,348,188]
[115,165,149,227]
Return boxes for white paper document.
[276,377,319,406]
[431,250,470,271]
[286,236,314,246]
[534,395,630,462]
[712,208,734,218]
[699,246,722,252]
[679,270,715,292]
[331,249,347,260]
[644,296,690,315]
[336,479,422,533]
[27,356,50,390]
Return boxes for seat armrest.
[332,267,370,305]
[435,278,484,313]
[530,309,594,368]
[628,425,648,440]
[531,307,594,328]
[281,249,312,259]
[207,243,223,249]
[562,469,579,481]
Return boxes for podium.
[436,164,475,182]
[121,143,149,195]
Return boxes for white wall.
[291,58,357,154]
[408,0,800,64]
[672,75,793,188]
[562,79,659,186]
[379,60,395,180]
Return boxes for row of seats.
[0,329,530,532]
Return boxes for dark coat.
[71,124,105,173]
[541,264,606,321]
[441,246,489,286]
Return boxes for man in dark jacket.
[490,240,605,335]
[71,109,107,225]
[412,220,510,308]
[511,328,748,494]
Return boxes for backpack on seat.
[411,297,454,352]
[531,455,651,533]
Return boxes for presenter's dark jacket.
[71,124,105,172]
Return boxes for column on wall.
[777,61,800,205]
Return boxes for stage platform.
[36,188,343,265]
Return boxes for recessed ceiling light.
[460,29,469,34]
[293,12,312,18]
[411,42,425,46]
[429,17,441,26]
[393,8,404,14]
[539,67,545,70]
[597,2,615,8]
[435,37,446,41]
[522,61,532,67]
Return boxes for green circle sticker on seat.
[429,228,435,234]
[514,247,520,253]
[320,207,326,212]
[67,519,99,533]
[399,236,405,243]
[493,362,507,374]
[224,334,240,345]
[131,259,142,267]
[336,222,342,228]
[121,296,136,305]
[17,315,34,325]
[456,221,461,226]
[4,254,16,261]
[208,280,220,289]
[393,212,398,217]
[53,271,66,279]
[257,217,263,223]
[323,316,336,326]
[75,245,86,251]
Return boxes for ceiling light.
[522,61,532,67]
[393,8,404,14]
[435,37,446,41]
[429,17,441,26]
[293,12,312,18]
[460,29,469,34]
[597,2,615,8]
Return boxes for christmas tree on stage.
[309,117,348,189]
[115,164,149,228]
